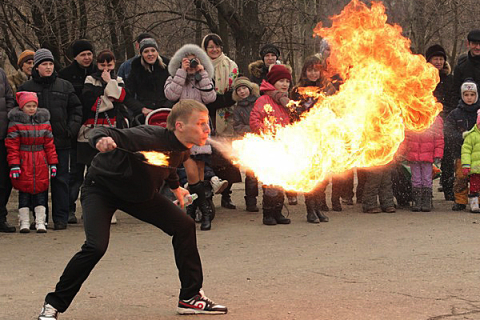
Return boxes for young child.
[232,76,260,212]
[5,92,58,233]
[164,44,217,231]
[250,64,293,225]
[403,117,444,212]
[461,109,480,212]
[290,55,336,223]
[445,79,480,211]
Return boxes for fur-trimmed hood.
[168,44,214,79]
[248,60,267,79]
[441,61,452,76]
[8,107,50,123]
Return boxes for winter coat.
[58,60,97,103]
[87,125,190,203]
[77,72,130,165]
[461,125,480,174]
[444,99,480,159]
[5,107,58,194]
[250,80,291,134]
[403,117,444,163]
[18,69,83,150]
[434,62,455,119]
[7,69,29,94]
[125,55,172,115]
[233,95,258,136]
[0,68,15,139]
[248,60,268,86]
[117,56,135,81]
[453,52,480,104]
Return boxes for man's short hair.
[167,100,208,131]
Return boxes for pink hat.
[16,92,38,109]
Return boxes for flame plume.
[139,151,170,167]
[231,0,441,193]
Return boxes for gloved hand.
[433,158,441,167]
[50,165,57,178]
[462,167,471,176]
[9,166,21,179]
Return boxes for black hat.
[467,29,480,42]
[136,33,154,43]
[259,44,280,59]
[426,44,447,62]
[71,40,94,57]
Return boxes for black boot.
[318,193,329,211]
[314,196,329,222]
[245,196,259,212]
[273,204,291,224]
[186,201,198,222]
[221,184,236,209]
[411,187,422,212]
[0,221,16,233]
[262,209,277,225]
[68,211,78,224]
[421,187,432,212]
[305,194,319,223]
[189,182,213,230]
[199,202,212,231]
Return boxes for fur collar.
[168,44,214,78]
[8,107,50,123]
[248,60,267,79]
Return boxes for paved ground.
[2,180,480,320]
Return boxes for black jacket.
[0,68,14,139]
[444,99,480,158]
[18,70,83,150]
[58,60,96,102]
[434,63,455,119]
[453,52,480,104]
[87,126,189,202]
[125,56,173,115]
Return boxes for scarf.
[211,53,238,136]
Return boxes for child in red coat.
[5,92,58,233]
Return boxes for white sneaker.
[210,176,228,194]
[111,213,117,224]
[38,302,58,320]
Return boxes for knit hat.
[468,29,480,42]
[16,92,38,109]
[267,64,292,85]
[136,32,153,43]
[260,44,280,59]
[139,38,158,54]
[17,50,34,68]
[232,76,260,102]
[71,40,93,57]
[461,79,478,104]
[34,48,54,67]
[426,44,447,62]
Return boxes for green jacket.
[461,125,480,173]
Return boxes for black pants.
[0,140,11,222]
[45,177,203,312]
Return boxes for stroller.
[145,109,216,222]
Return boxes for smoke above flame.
[230,0,441,193]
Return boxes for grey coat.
[0,68,15,139]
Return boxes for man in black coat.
[453,29,480,104]
[37,100,227,320]
[18,49,82,230]
[58,39,96,224]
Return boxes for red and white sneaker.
[177,290,228,315]
[38,302,58,320]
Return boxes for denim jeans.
[18,191,48,208]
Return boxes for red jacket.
[403,116,444,163]
[250,80,291,134]
[5,107,58,194]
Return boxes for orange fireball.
[139,151,170,167]
[231,0,441,193]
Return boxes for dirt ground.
[2,179,480,320]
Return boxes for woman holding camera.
[164,44,216,230]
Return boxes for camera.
[189,58,199,68]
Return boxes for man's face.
[468,41,480,57]
[22,59,34,76]
[75,50,93,67]
[178,110,210,146]
[429,56,445,70]
[37,61,54,77]
[263,53,277,67]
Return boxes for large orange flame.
[139,151,170,167]
[231,0,441,192]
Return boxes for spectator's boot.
[314,196,329,222]
[190,181,212,230]
[18,207,30,233]
[468,193,480,213]
[244,196,259,212]
[421,187,432,212]
[35,206,47,233]
[305,194,319,223]
[411,187,422,212]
